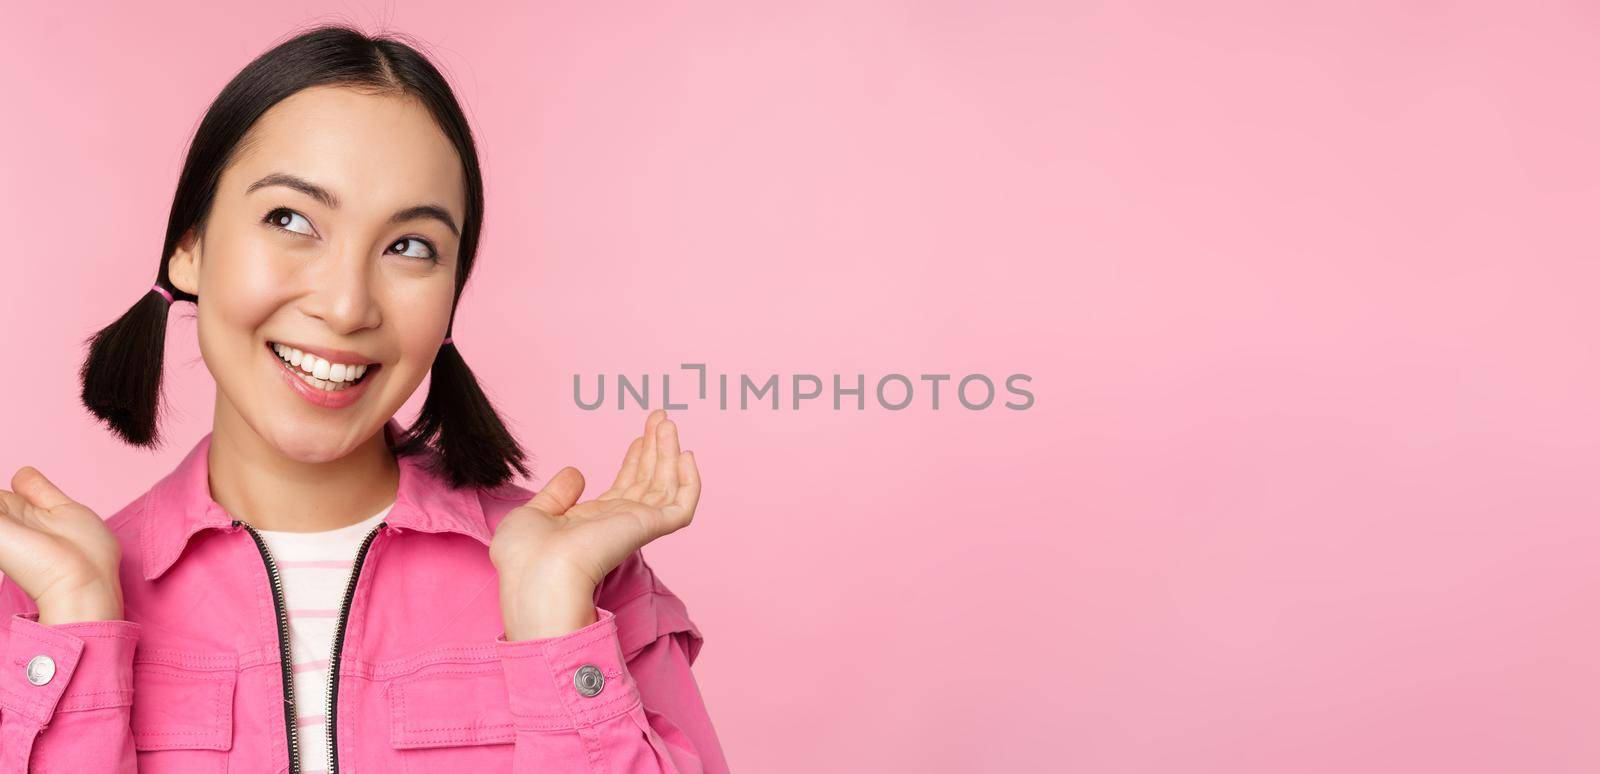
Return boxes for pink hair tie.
[151,284,174,303]
[442,336,454,346]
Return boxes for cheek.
[195,234,296,348]
[373,284,453,400]
[394,280,456,355]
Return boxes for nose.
[299,240,382,334]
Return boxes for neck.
[206,399,399,533]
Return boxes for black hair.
[77,24,532,490]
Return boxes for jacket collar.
[141,417,491,581]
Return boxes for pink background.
[4,1,1599,771]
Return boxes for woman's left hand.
[491,409,700,639]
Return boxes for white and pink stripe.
[253,502,394,767]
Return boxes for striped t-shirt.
[254,502,393,773]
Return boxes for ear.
[167,227,201,296]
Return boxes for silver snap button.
[25,655,55,686]
[573,664,604,697]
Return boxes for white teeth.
[271,342,373,387]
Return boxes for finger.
[641,406,665,438]
[603,436,645,499]
[524,466,586,516]
[634,410,666,487]
[656,451,700,534]
[12,467,74,512]
[0,490,26,524]
[650,419,680,494]
[675,450,701,517]
[0,490,46,543]
[0,490,44,530]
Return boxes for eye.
[388,237,438,261]
[263,207,316,237]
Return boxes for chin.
[260,421,369,464]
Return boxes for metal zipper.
[234,520,301,774]
[325,521,386,774]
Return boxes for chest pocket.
[385,647,515,773]
[130,648,236,772]
[387,652,515,747]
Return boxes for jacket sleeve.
[0,573,140,772]
[493,549,729,772]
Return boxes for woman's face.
[167,84,465,463]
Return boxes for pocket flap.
[387,659,515,749]
[130,649,237,751]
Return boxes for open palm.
[0,467,123,620]
[490,409,701,591]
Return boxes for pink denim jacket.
[0,418,729,772]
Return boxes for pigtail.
[390,339,533,490]
[78,284,183,448]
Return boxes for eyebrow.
[246,172,460,237]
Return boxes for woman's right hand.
[0,467,124,624]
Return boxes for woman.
[0,25,728,773]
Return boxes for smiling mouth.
[265,341,380,392]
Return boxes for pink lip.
[267,342,379,410]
